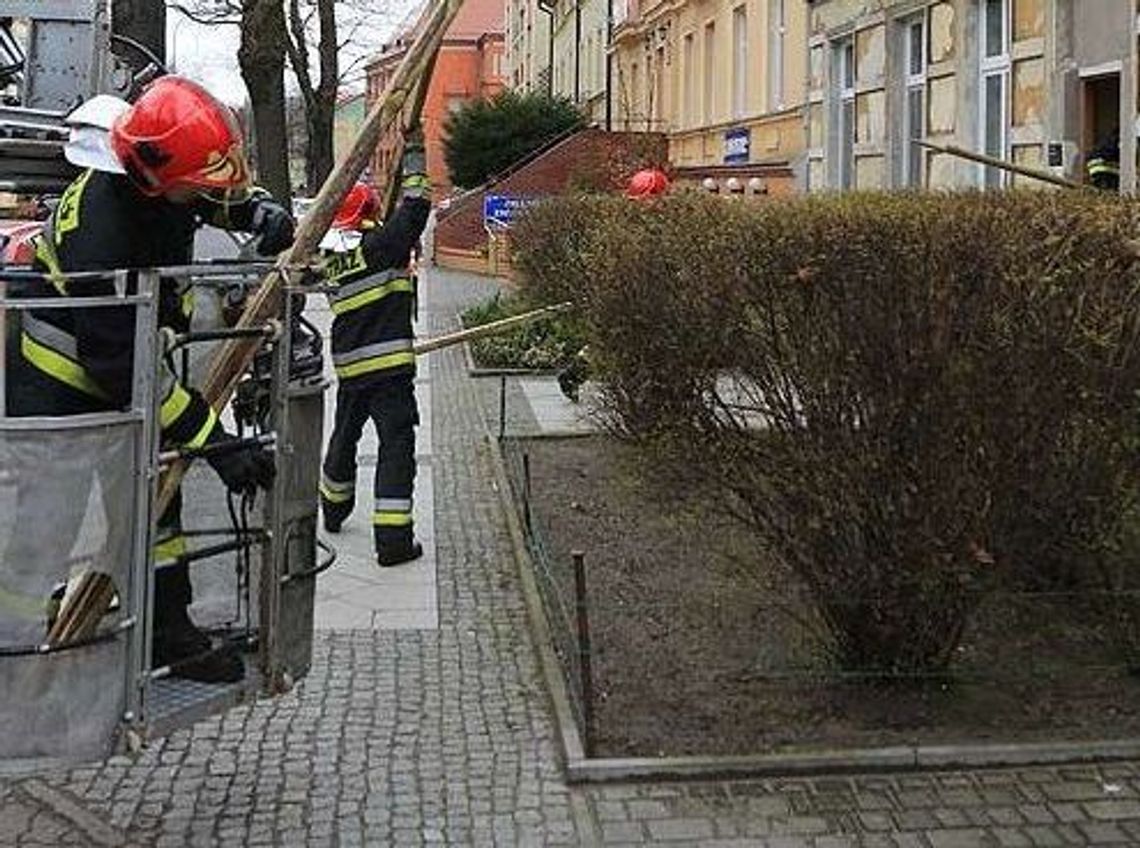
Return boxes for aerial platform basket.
[0,262,329,772]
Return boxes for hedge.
[513,190,1140,674]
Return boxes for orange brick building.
[365,0,505,201]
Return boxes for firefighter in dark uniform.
[319,128,431,567]
[6,76,292,681]
[1086,134,1121,191]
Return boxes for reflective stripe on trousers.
[373,497,413,527]
[319,473,355,504]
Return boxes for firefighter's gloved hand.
[250,198,295,256]
[404,121,425,149]
[206,431,276,494]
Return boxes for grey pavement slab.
[516,377,599,435]
[7,267,1140,847]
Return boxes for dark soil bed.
[512,434,1140,758]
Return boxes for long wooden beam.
[915,140,1085,190]
[51,0,469,647]
[156,0,467,515]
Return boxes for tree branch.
[166,1,240,26]
[284,0,315,106]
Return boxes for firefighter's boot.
[152,567,244,684]
[375,527,423,568]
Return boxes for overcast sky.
[166,1,421,107]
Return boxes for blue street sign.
[483,194,536,228]
[724,127,751,165]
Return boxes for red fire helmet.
[110,76,250,197]
[625,168,670,199]
[332,183,381,231]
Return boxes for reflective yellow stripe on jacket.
[20,314,108,399]
[329,275,414,316]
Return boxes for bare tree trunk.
[111,0,166,70]
[239,0,291,203]
[287,0,338,192]
[305,98,336,190]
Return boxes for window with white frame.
[980,0,1010,187]
[836,37,855,190]
[683,32,695,127]
[768,0,786,111]
[902,13,926,187]
[733,6,748,120]
[654,45,665,126]
[703,21,716,125]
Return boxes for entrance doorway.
[1080,72,1121,189]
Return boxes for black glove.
[250,198,296,256]
[206,430,276,494]
[404,121,425,148]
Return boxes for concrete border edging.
[485,429,588,768]
[486,428,1140,783]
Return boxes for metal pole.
[522,451,532,536]
[498,373,507,441]
[572,550,594,757]
[261,286,290,693]
[125,270,160,732]
[0,276,7,419]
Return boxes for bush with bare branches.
[514,190,1140,674]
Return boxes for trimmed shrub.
[513,190,1140,674]
[460,291,585,371]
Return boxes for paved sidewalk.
[4,268,1140,847]
[307,289,439,631]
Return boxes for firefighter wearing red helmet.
[331,183,381,233]
[5,76,294,682]
[626,168,670,199]
[317,131,431,568]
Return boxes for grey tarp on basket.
[0,424,137,761]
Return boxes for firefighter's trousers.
[2,353,193,643]
[321,376,418,556]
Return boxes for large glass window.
[683,33,695,127]
[836,38,855,190]
[733,6,748,119]
[767,0,786,110]
[903,15,926,187]
[703,21,716,124]
[979,0,1010,187]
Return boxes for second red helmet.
[626,168,670,199]
[333,183,381,231]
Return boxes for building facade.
[550,0,610,122]
[609,0,809,193]
[505,0,553,93]
[364,0,505,200]
[806,0,1140,192]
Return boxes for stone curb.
[486,429,1140,783]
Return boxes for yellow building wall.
[612,0,808,169]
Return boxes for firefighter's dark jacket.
[20,168,273,448]
[324,156,430,388]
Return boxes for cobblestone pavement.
[5,268,1140,847]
